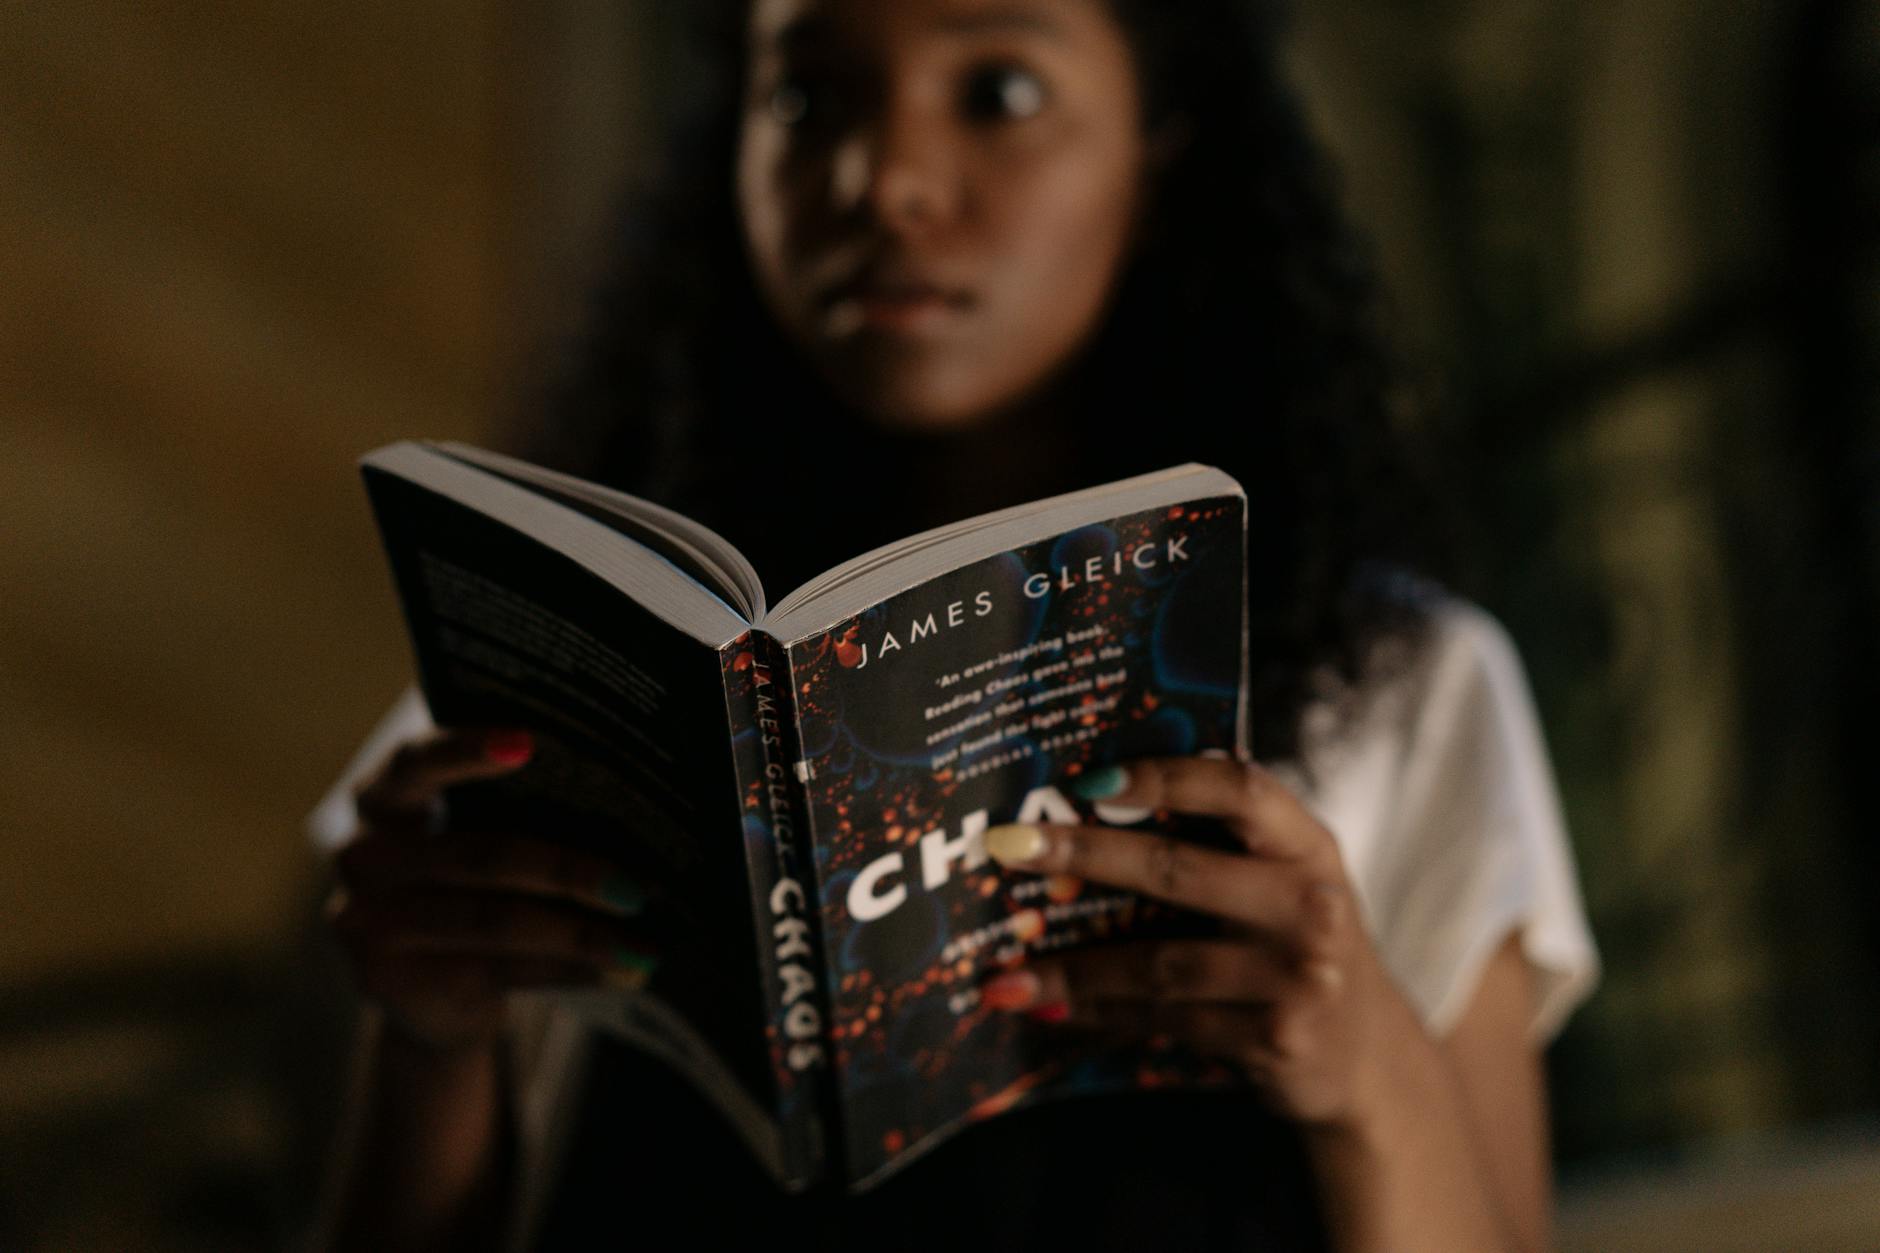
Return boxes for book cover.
[779,496,1251,1188]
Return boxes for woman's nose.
[830,104,959,234]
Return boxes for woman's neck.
[721,386,1102,598]
[876,390,1089,530]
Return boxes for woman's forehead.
[747,0,1098,50]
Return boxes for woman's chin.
[830,373,1015,436]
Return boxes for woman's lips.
[820,276,975,336]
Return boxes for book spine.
[718,629,842,1191]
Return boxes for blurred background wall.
[3,1,1876,1249]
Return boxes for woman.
[311,0,1598,1248]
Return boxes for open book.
[359,440,1252,1193]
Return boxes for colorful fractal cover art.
[783,495,1252,1188]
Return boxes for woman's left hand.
[977,755,1414,1129]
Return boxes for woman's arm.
[1440,933,1553,1249]
[316,1017,515,1253]
[311,725,657,1252]
[1302,930,1547,1253]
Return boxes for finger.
[332,886,656,971]
[1015,980,1330,1081]
[1074,936,1346,1004]
[983,939,1342,1016]
[1070,757,1329,863]
[1048,997,1273,1058]
[335,828,649,917]
[985,820,1319,936]
[1151,1002,1296,1076]
[983,940,1293,1011]
[352,727,536,824]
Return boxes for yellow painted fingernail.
[985,823,1047,867]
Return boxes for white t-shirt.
[1269,597,1600,1041]
[306,595,1599,1234]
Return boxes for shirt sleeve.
[302,686,435,852]
[1355,601,1601,1042]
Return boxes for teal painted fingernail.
[601,876,648,915]
[1070,765,1129,801]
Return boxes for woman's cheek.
[981,208,1130,379]
[1005,150,1140,305]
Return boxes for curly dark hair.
[509,0,1457,766]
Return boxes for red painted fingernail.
[1028,1001,1070,1023]
[981,970,1041,1011]
[485,730,534,765]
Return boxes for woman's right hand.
[326,726,656,1051]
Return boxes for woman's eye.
[763,70,864,138]
[765,68,849,130]
[962,65,1049,122]
[767,80,814,126]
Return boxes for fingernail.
[608,945,659,990]
[985,823,1047,867]
[604,965,652,992]
[1028,1002,1071,1023]
[601,876,648,915]
[485,730,534,766]
[980,970,1041,1011]
[1306,959,1344,992]
[1070,764,1129,801]
[1093,800,1154,826]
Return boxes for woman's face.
[737,0,1150,431]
